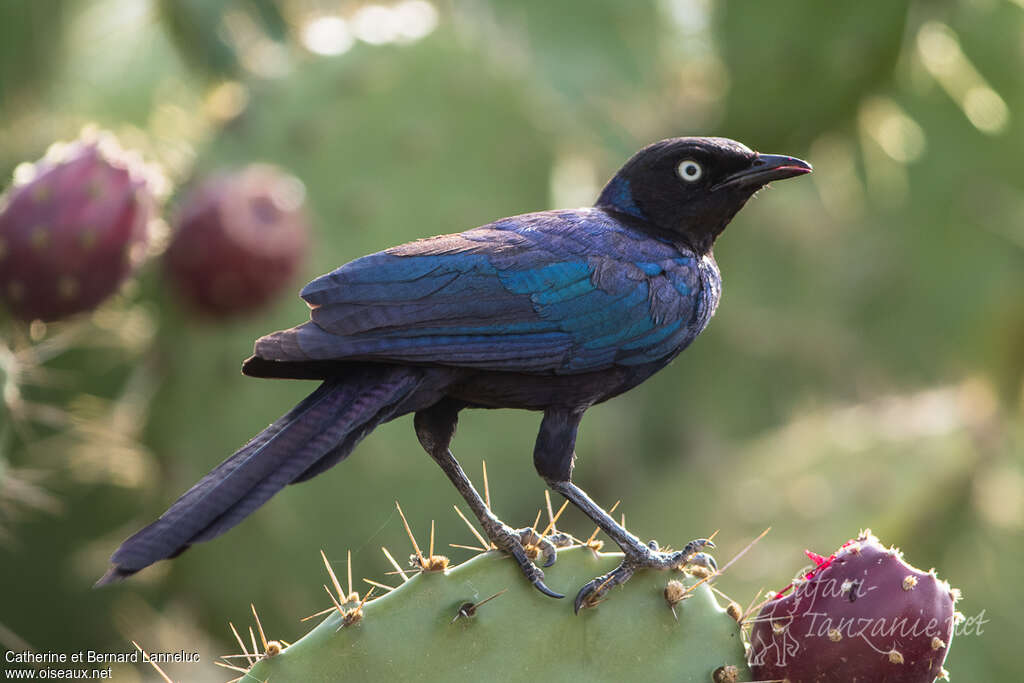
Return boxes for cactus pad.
[241,545,749,682]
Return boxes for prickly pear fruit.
[0,132,160,321]
[748,530,958,683]
[163,164,308,318]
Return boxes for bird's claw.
[574,564,635,613]
[516,527,554,568]
[533,578,565,599]
[482,522,567,599]
[517,528,573,567]
[573,537,716,613]
[689,551,717,572]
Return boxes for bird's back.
[246,208,721,380]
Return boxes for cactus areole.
[748,531,959,683]
[0,133,159,321]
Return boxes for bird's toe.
[533,578,565,600]
[573,562,635,614]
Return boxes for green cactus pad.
[245,545,749,682]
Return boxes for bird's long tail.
[96,365,423,585]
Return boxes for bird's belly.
[447,362,667,411]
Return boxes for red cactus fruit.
[748,530,959,683]
[0,132,161,321]
[163,164,308,318]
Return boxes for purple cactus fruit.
[0,132,161,321]
[163,164,308,318]
[748,530,959,683]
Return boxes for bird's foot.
[518,527,575,567]
[481,521,573,599]
[573,538,716,613]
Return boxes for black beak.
[714,153,812,190]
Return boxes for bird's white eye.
[677,159,703,182]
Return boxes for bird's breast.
[693,253,722,334]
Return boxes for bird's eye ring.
[677,160,703,182]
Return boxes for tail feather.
[191,373,419,542]
[96,366,422,585]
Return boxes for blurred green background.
[1,0,1022,680]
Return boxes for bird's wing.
[253,210,704,374]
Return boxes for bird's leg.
[414,400,564,599]
[535,409,716,613]
[548,480,716,612]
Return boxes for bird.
[97,136,811,610]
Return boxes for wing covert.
[255,210,705,374]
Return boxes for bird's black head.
[595,137,811,254]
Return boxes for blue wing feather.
[255,208,716,374]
